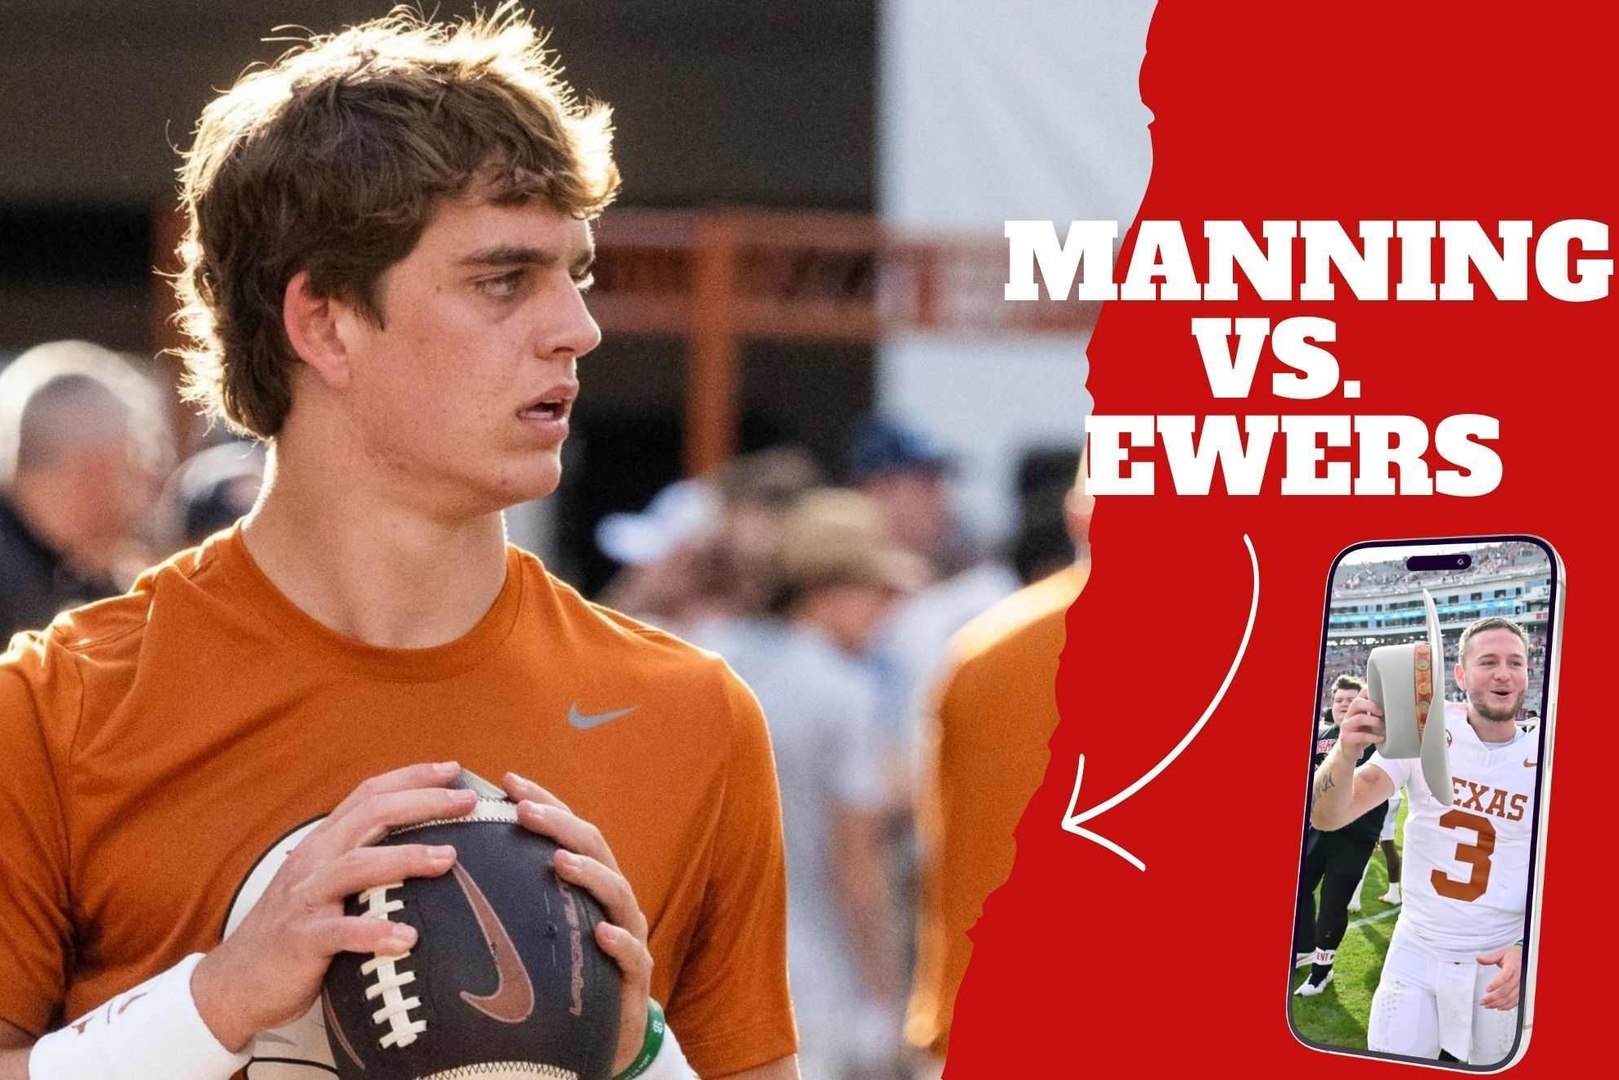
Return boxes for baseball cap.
[596,479,719,566]
[846,415,953,483]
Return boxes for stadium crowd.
[1335,542,1545,593]
[1321,559,1550,718]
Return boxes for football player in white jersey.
[1311,617,1535,1065]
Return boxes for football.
[321,775,622,1080]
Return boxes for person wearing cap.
[851,420,1019,865]
[1311,616,1536,1064]
[0,340,167,642]
[846,415,957,572]
[693,488,924,1079]
[1293,674,1389,997]
[594,478,725,636]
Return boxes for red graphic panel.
[946,1,1611,1074]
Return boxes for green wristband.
[614,999,666,1080]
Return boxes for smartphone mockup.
[1289,535,1562,1072]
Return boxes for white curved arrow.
[1061,533,1260,871]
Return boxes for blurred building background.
[0,0,1150,592]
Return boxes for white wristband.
[638,1018,696,1080]
[29,953,250,1080]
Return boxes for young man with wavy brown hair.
[0,8,798,1078]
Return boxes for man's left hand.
[1477,945,1523,1010]
[503,772,653,1075]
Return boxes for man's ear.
[283,270,355,389]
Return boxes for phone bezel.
[1286,533,1563,1073]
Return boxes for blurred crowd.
[595,416,1085,1078]
[1,337,1086,1078]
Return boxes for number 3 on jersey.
[1432,809,1496,902]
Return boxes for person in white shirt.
[1311,616,1537,1065]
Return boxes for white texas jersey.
[1368,704,1536,961]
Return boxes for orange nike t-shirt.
[0,526,795,1076]
[905,564,1085,1057]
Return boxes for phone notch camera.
[1406,553,1472,572]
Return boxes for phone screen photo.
[1289,536,1562,1071]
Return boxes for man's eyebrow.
[458,244,555,267]
[458,244,596,275]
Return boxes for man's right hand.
[190,761,475,1053]
[1312,690,1397,831]
[1337,691,1386,755]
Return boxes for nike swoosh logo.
[568,704,637,730]
[452,863,535,1024]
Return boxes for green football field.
[1291,800,1407,1050]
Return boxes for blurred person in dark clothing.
[1009,500,1079,586]
[1010,443,1086,586]
[0,341,166,641]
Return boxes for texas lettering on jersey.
[1448,777,1530,823]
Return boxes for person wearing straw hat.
[1311,608,1536,1065]
[695,488,926,1078]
